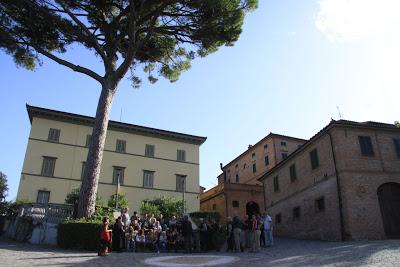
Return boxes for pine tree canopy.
[0,0,257,86]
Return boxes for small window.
[37,190,50,204]
[235,164,239,169]
[252,152,256,158]
[273,176,279,192]
[227,169,231,173]
[145,144,155,157]
[282,153,288,160]
[293,206,301,220]
[290,164,297,182]
[315,197,325,213]
[358,136,374,156]
[264,144,268,150]
[81,162,86,180]
[394,138,400,158]
[41,156,56,177]
[310,149,319,170]
[176,175,186,192]
[112,166,125,185]
[252,163,257,173]
[143,170,154,188]
[48,128,60,142]
[232,201,239,208]
[212,204,216,210]
[116,139,126,153]
[177,150,186,162]
[85,134,92,147]
[264,156,269,166]
[243,163,247,169]
[275,213,282,224]
[281,141,287,146]
[236,174,239,183]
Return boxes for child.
[135,229,146,252]
[127,225,136,252]
[98,216,112,256]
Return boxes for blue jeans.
[264,229,273,246]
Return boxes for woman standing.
[112,217,125,252]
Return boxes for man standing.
[232,216,242,252]
[263,213,274,247]
[182,215,193,253]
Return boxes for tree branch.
[34,46,103,83]
[56,0,112,70]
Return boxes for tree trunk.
[77,79,116,218]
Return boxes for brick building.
[200,133,306,221]
[259,120,400,240]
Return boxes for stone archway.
[246,201,260,217]
[377,182,400,239]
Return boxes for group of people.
[98,208,201,256]
[98,208,273,256]
[226,213,274,253]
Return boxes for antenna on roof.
[336,106,343,120]
[120,108,123,122]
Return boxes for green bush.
[107,193,128,209]
[140,201,161,217]
[58,221,104,250]
[141,196,184,217]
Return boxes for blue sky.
[1,0,399,201]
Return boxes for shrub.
[141,196,184,218]
[107,193,128,209]
[58,221,104,250]
[140,202,161,217]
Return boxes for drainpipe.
[328,131,346,241]
[220,163,229,220]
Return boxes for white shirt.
[264,215,272,230]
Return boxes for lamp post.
[115,172,120,210]
[182,177,185,214]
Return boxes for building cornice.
[27,104,207,145]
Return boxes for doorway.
[246,201,260,217]
[378,182,400,238]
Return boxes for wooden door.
[378,183,400,238]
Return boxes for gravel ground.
[0,238,399,267]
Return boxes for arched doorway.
[378,183,400,238]
[246,201,260,217]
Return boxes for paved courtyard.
[0,238,399,267]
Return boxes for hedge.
[57,221,103,251]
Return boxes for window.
[48,128,60,142]
[235,164,238,170]
[264,144,268,151]
[275,213,282,224]
[212,204,216,210]
[41,157,56,177]
[293,206,301,220]
[236,174,239,183]
[358,136,374,156]
[177,150,186,162]
[116,139,126,153]
[282,153,288,159]
[243,163,247,169]
[315,197,325,213]
[290,164,297,182]
[176,175,186,192]
[112,166,125,185]
[232,201,239,208]
[145,144,155,157]
[85,134,92,147]
[310,149,319,170]
[281,141,287,146]
[37,190,50,204]
[252,163,257,173]
[81,162,86,180]
[143,170,154,188]
[252,152,256,158]
[264,156,269,166]
[273,176,279,192]
[394,139,400,158]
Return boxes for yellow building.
[17,105,206,213]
